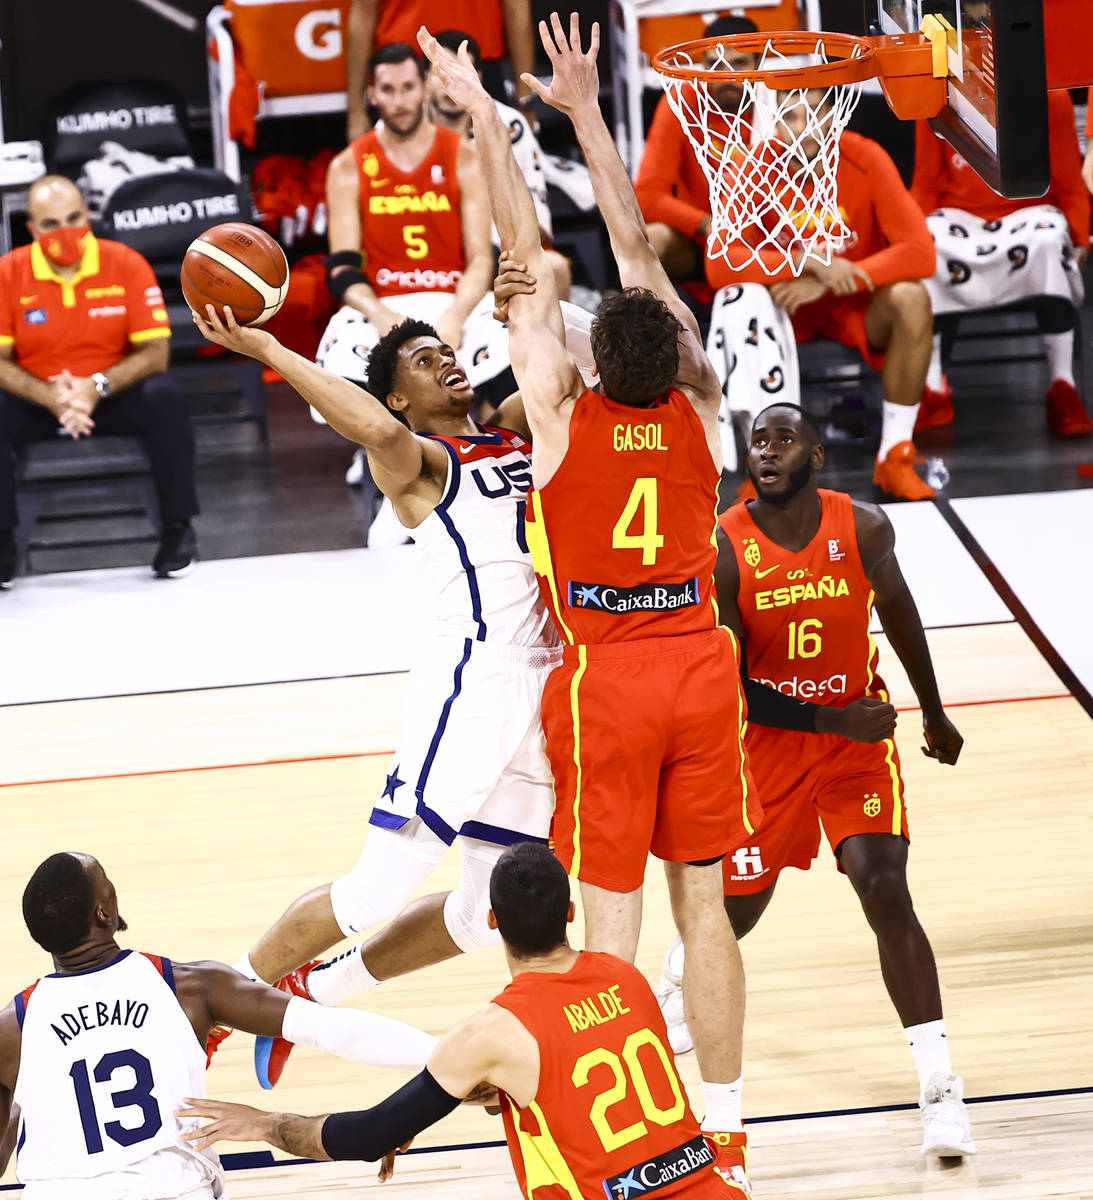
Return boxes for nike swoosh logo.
[458,443,474,452]
[20,296,37,304]
[755,565,780,579]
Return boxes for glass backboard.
[871,0,1049,197]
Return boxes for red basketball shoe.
[705,1130,751,1198]
[205,1024,232,1068]
[254,960,320,1089]
[1046,379,1092,437]
[874,441,936,501]
[915,379,955,430]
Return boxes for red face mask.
[38,223,91,267]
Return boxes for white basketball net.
[655,38,867,275]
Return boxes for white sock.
[1044,331,1076,386]
[304,946,380,1006]
[699,1076,744,1133]
[905,1019,953,1102]
[926,334,945,391]
[232,953,263,983]
[878,400,920,460]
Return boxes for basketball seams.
[187,241,283,309]
[181,222,289,326]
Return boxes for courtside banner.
[225,0,351,97]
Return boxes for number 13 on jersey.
[611,478,664,566]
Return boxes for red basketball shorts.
[722,724,907,895]
[792,292,886,371]
[543,627,761,892]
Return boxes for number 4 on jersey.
[611,478,664,566]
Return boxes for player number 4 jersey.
[719,488,888,704]
[526,390,721,645]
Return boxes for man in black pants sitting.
[0,175,198,584]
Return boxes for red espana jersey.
[493,952,718,1200]
[525,390,720,644]
[352,127,464,297]
[718,490,889,705]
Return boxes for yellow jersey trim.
[526,491,574,644]
[725,626,755,836]
[0,335,14,346]
[511,1099,584,1200]
[568,645,588,877]
[30,234,101,309]
[129,327,172,343]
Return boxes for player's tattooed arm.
[715,525,896,742]
[854,501,963,764]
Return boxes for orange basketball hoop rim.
[652,30,947,122]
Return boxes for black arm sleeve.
[742,677,819,732]
[320,1069,462,1162]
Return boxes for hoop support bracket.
[871,33,948,121]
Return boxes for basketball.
[181,222,289,327]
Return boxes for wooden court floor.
[1,622,1091,1198]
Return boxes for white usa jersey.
[13,950,223,1199]
[412,425,558,649]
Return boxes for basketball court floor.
[2,2,1092,1181]
[2,478,1091,1197]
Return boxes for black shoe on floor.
[153,521,197,578]
[0,530,16,588]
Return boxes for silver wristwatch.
[92,371,112,399]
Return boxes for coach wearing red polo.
[0,176,198,585]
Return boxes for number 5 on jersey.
[403,224,428,260]
[611,478,663,566]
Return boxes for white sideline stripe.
[188,238,285,309]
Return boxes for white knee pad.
[442,841,504,953]
[329,822,446,937]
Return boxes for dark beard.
[386,108,424,139]
[748,456,813,504]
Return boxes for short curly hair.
[590,288,683,409]
[365,318,439,426]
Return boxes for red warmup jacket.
[911,91,1090,248]
[634,90,714,241]
[705,130,936,290]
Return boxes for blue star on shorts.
[382,767,405,801]
[575,585,599,607]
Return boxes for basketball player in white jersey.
[0,852,439,1198]
[194,301,595,1088]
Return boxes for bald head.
[26,176,90,264]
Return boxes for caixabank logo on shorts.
[567,579,699,614]
[602,1136,713,1199]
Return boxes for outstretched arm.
[178,1006,522,1180]
[523,14,718,412]
[418,28,580,434]
[855,502,962,764]
[192,306,442,501]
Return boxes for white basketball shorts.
[369,636,561,847]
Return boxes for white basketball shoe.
[656,937,694,1056]
[920,1072,976,1157]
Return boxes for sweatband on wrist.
[282,995,438,1070]
[320,1068,462,1161]
[743,677,818,732]
[325,251,367,301]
